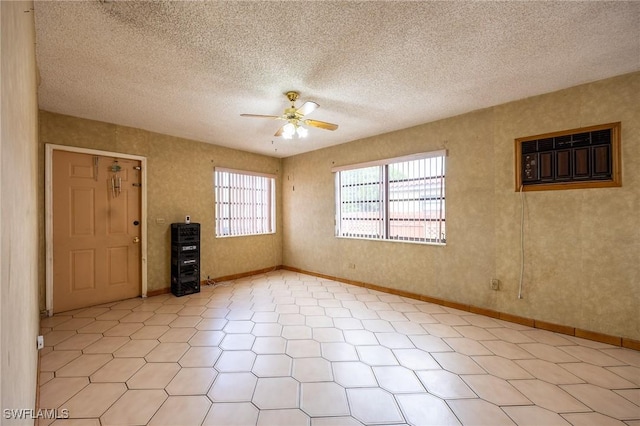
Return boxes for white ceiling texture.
[34,1,640,158]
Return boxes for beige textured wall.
[1,0,40,420]
[282,73,640,340]
[38,111,282,308]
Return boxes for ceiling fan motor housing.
[285,91,300,103]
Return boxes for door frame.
[45,144,148,316]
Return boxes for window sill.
[216,232,276,239]
[335,235,445,246]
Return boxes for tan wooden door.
[53,150,141,312]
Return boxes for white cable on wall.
[518,185,525,299]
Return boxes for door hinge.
[132,183,142,187]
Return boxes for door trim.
[45,144,148,316]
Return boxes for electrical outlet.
[491,278,500,291]
[348,263,356,269]
[37,335,44,350]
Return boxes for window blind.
[215,168,276,237]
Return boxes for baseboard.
[146,287,171,297]
[622,338,640,351]
[207,265,282,284]
[281,265,638,350]
[35,347,42,417]
[146,265,283,298]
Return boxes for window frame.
[332,150,447,245]
[514,122,621,192]
[214,167,276,238]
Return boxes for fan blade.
[274,126,285,137]
[240,114,280,119]
[296,101,319,116]
[304,119,338,131]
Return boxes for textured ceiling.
[34,1,639,158]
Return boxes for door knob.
[133,236,140,243]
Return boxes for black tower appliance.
[171,223,200,296]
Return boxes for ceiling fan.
[241,91,338,139]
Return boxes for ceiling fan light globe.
[296,126,308,138]
[283,122,296,134]
[282,123,296,139]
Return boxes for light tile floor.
[38,270,640,425]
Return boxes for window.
[333,150,446,244]
[214,168,276,237]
